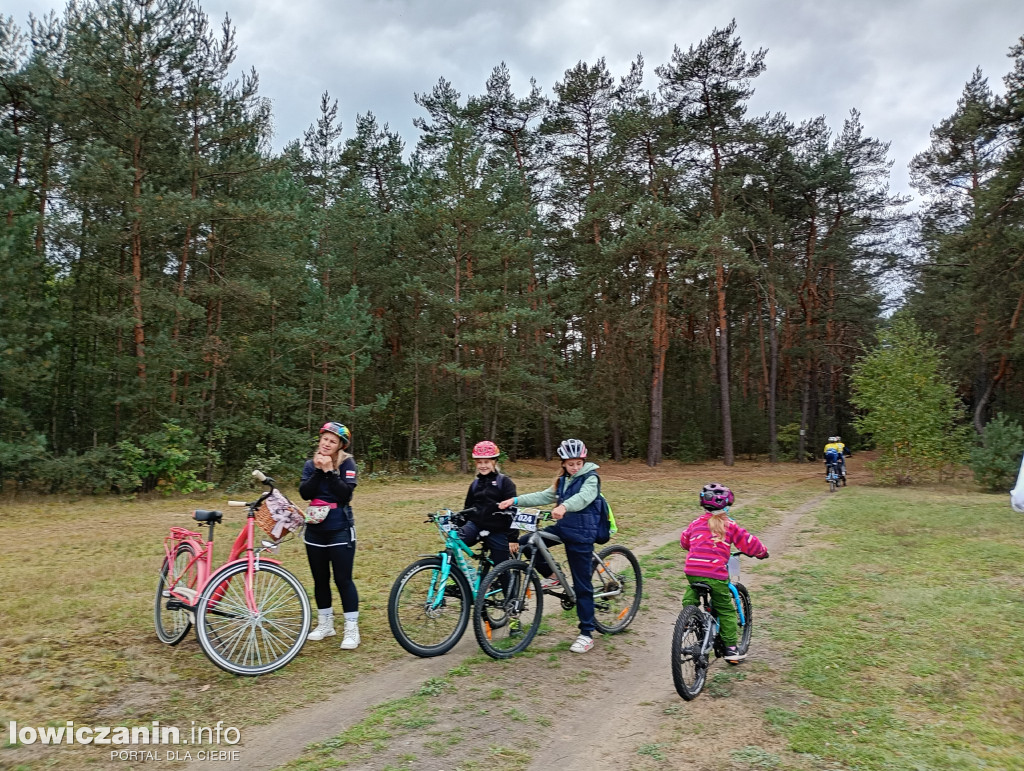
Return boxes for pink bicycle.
[154,471,311,675]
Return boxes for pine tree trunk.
[767,286,779,463]
[131,132,146,382]
[716,260,734,466]
[647,257,669,466]
[798,363,811,463]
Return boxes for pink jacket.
[680,512,768,580]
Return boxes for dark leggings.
[305,542,359,612]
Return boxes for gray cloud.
[5,0,1024,202]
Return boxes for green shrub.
[969,414,1024,492]
[851,316,969,484]
[776,422,804,461]
[118,422,215,495]
[409,437,439,475]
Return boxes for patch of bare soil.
[528,494,827,771]
[173,477,832,771]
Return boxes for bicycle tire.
[592,545,642,634]
[671,605,708,700]
[829,477,837,492]
[195,561,311,676]
[387,557,472,657]
[473,561,543,659]
[155,543,197,645]
[734,583,753,655]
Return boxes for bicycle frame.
[161,489,285,616]
[514,509,624,607]
[418,509,495,611]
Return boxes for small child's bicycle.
[154,470,311,676]
[670,552,753,700]
[387,508,510,657]
[472,508,642,659]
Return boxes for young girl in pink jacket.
[680,483,769,663]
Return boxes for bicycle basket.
[254,490,305,540]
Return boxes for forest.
[1,0,1023,491]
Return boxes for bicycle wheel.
[592,545,642,634]
[195,561,311,676]
[671,605,709,700]
[155,543,197,645]
[388,557,472,657]
[473,561,543,659]
[829,476,837,492]
[734,583,753,655]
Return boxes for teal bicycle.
[387,508,511,657]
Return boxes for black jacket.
[463,471,517,533]
[299,456,357,533]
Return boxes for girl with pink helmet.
[680,483,768,663]
[456,440,518,570]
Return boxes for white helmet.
[556,438,588,460]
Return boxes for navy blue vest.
[555,472,601,543]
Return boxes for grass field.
[1,458,1022,770]
[761,485,1024,770]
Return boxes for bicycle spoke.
[196,563,310,676]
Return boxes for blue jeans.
[520,524,596,636]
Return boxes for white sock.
[343,611,359,623]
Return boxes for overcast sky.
[6,1,1024,203]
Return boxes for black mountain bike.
[671,553,753,700]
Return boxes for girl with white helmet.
[498,438,602,653]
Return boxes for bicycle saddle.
[192,509,223,523]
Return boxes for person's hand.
[497,498,514,510]
[313,453,333,471]
[509,541,519,555]
[551,504,566,520]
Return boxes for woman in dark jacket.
[299,422,360,649]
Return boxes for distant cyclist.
[823,436,850,479]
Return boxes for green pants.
[682,575,738,646]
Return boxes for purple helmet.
[700,483,734,511]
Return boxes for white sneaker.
[340,620,360,650]
[307,613,335,641]
[570,634,594,653]
[540,576,561,590]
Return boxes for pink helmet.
[472,440,500,459]
[699,482,734,511]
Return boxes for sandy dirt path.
[526,493,825,771]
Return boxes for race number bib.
[511,510,539,532]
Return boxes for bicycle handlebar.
[228,501,247,507]
[731,549,769,559]
[252,469,276,487]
